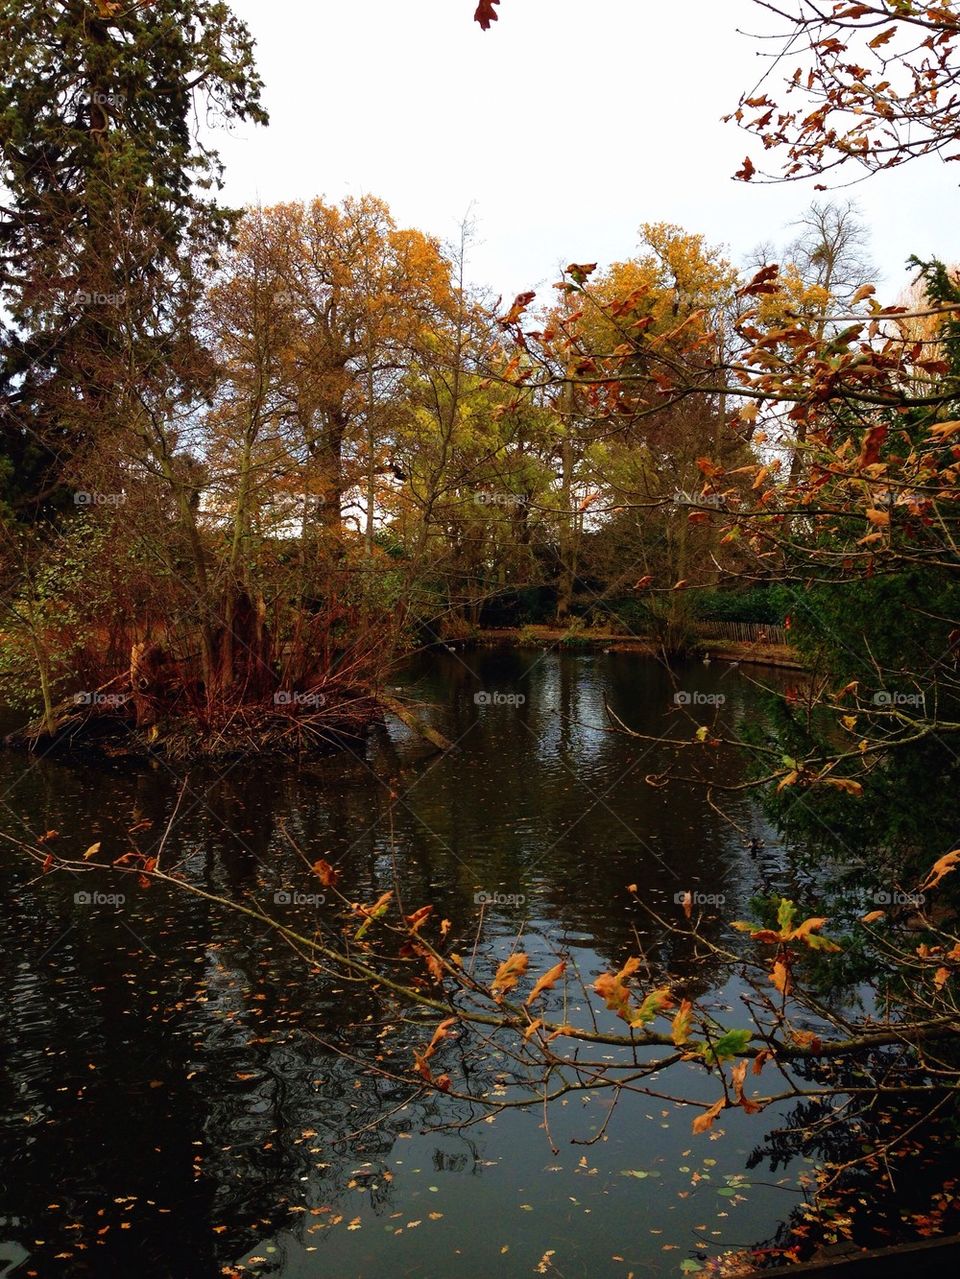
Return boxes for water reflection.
[1,651,816,1277]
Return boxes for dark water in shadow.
[0,649,817,1278]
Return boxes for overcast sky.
[214,0,957,301]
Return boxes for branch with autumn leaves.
[6,825,960,1144]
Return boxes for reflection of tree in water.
[733,1058,960,1268]
[0,817,490,1277]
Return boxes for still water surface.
[0,649,816,1278]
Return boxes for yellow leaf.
[83,842,101,860]
[928,420,960,440]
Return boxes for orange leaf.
[920,850,960,892]
[731,1059,760,1111]
[771,959,791,996]
[593,957,642,1022]
[752,1048,773,1076]
[526,960,566,1007]
[789,917,828,940]
[491,952,529,999]
[867,26,896,48]
[822,777,863,796]
[312,859,341,889]
[857,425,887,469]
[791,1029,822,1052]
[500,290,535,326]
[405,905,434,933]
[671,998,694,1046]
[692,1097,725,1135]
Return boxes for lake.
[1,648,823,1278]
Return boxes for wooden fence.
[693,620,788,646]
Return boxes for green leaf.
[777,898,797,934]
[704,1028,753,1063]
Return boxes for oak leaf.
[491,952,529,999]
[474,0,500,29]
[920,850,960,892]
[692,1097,725,1134]
[526,960,566,1007]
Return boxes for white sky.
[213,0,957,301]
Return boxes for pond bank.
[474,626,806,670]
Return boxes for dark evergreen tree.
[0,0,267,519]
